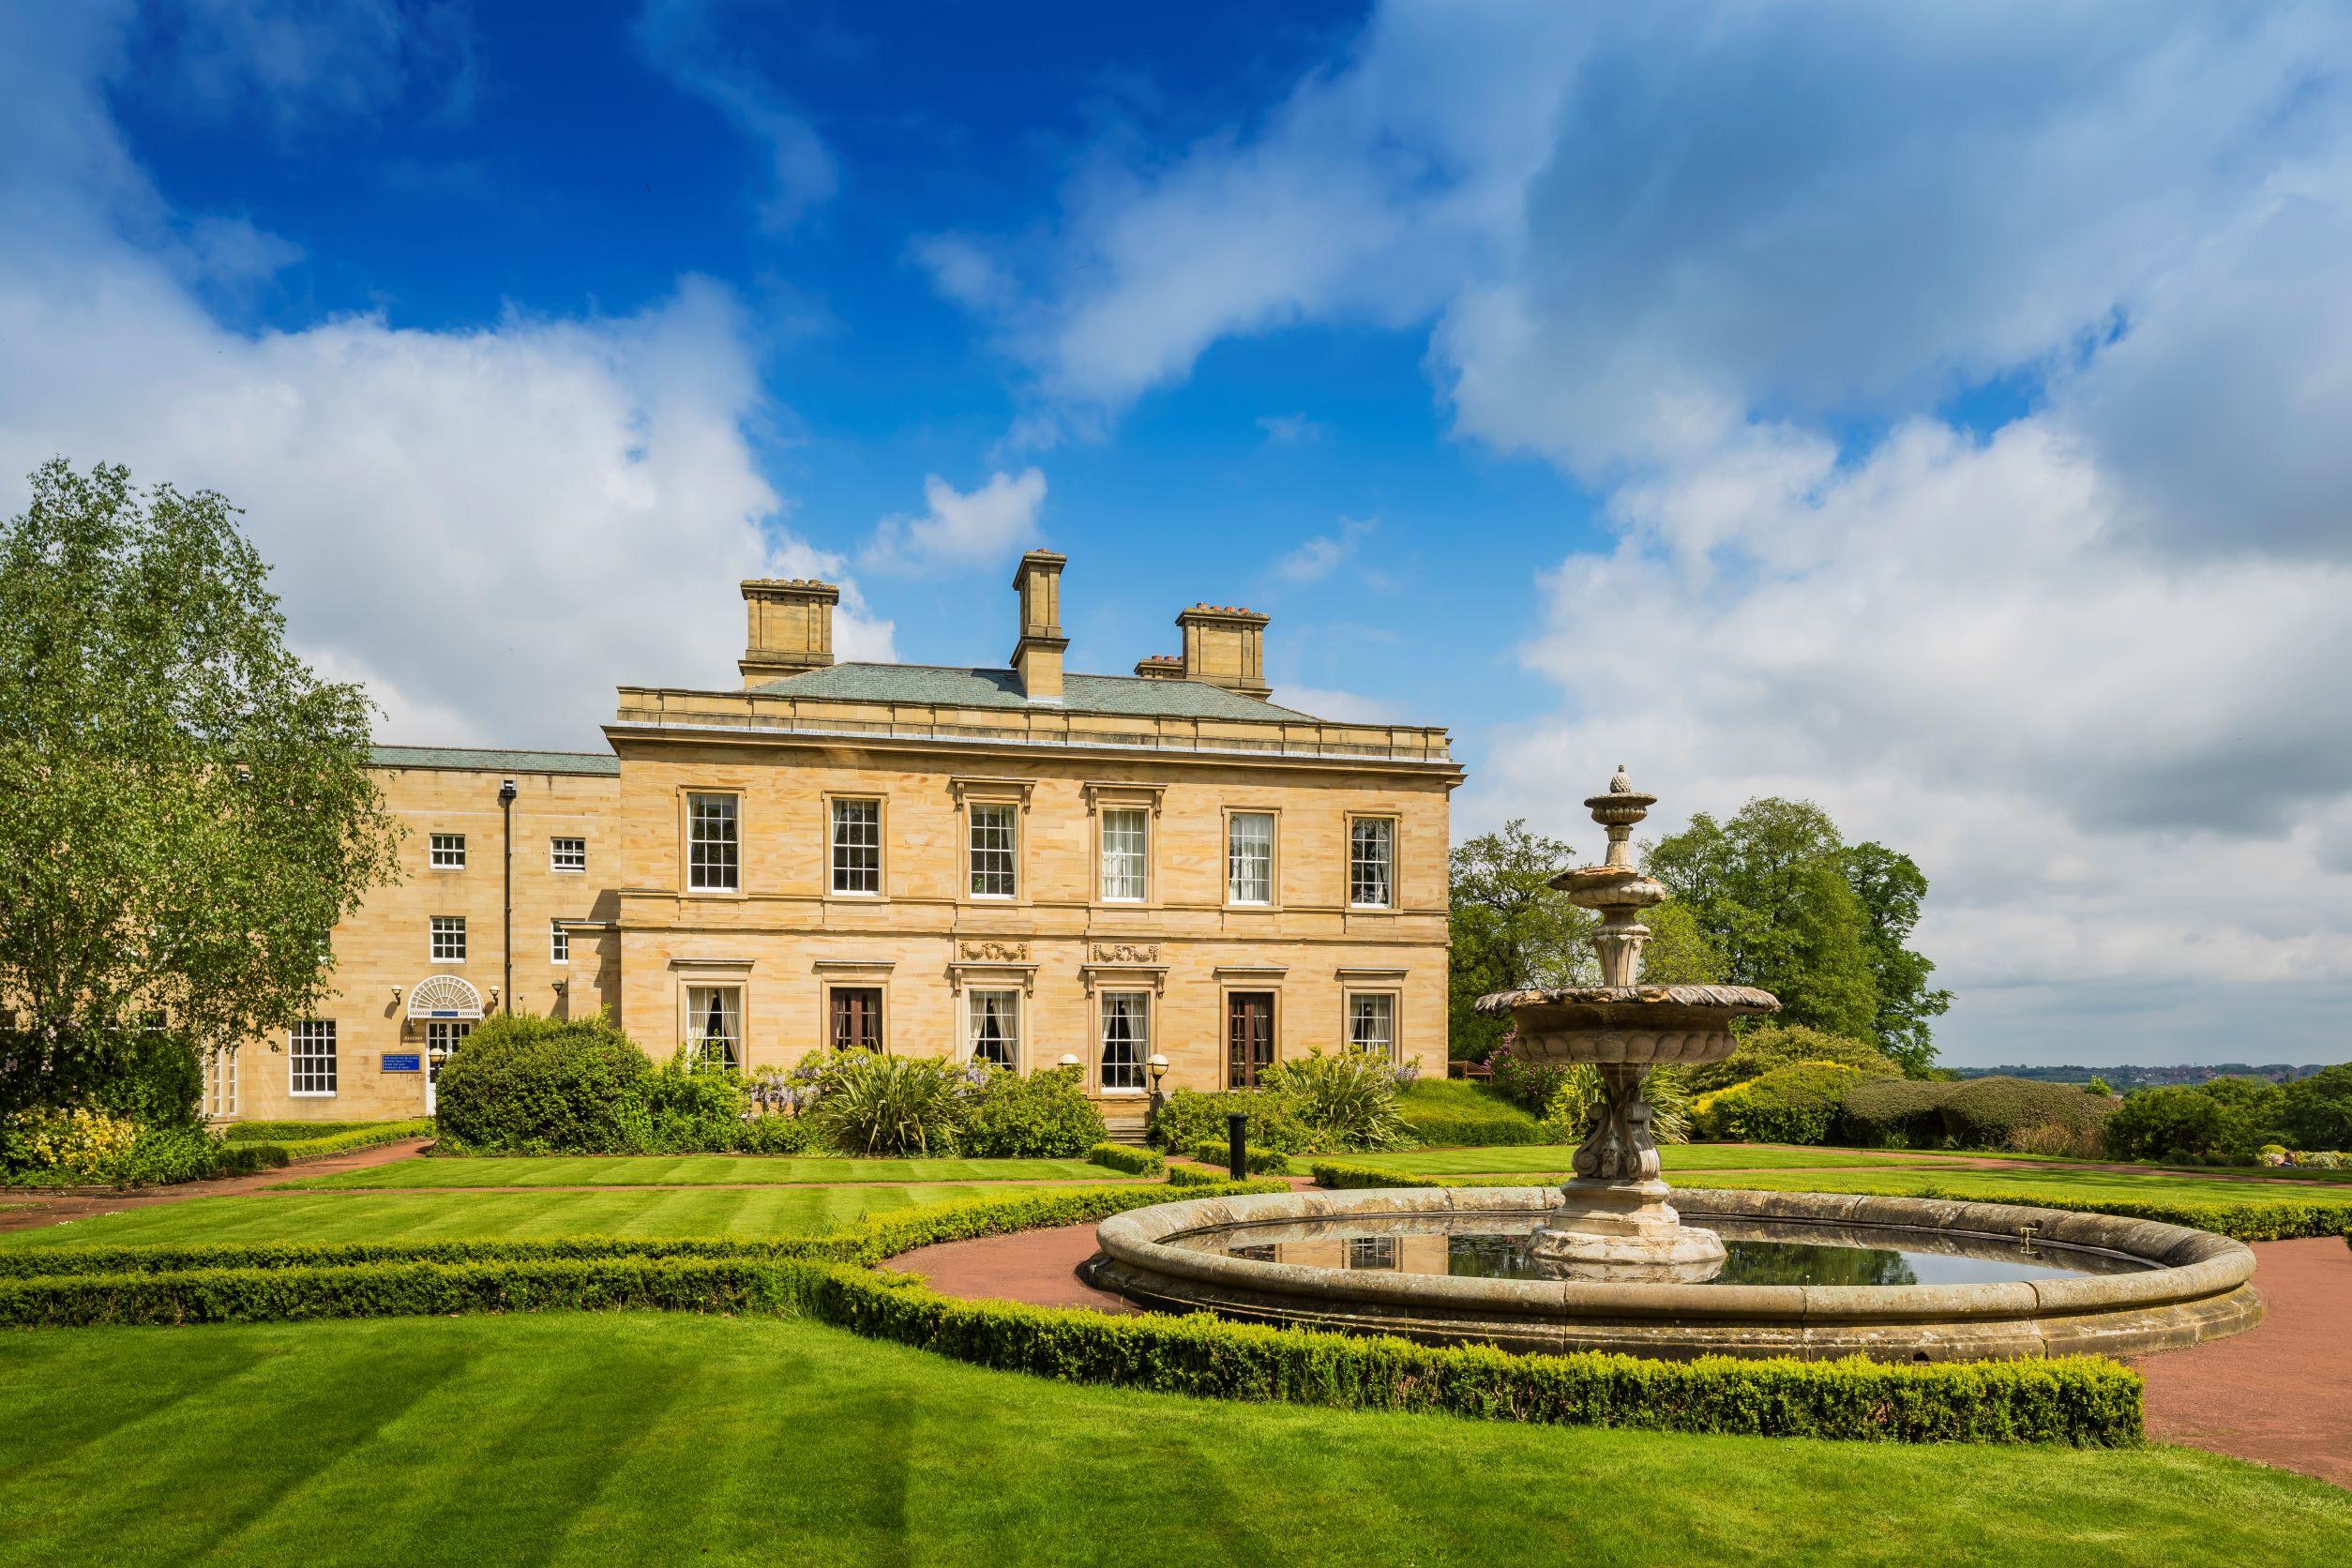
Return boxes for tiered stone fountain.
[1474,768,1779,1280]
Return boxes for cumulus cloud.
[635,0,837,233]
[1256,412,1326,445]
[0,3,890,750]
[1277,686,1406,725]
[935,0,2352,1061]
[1271,517,1376,583]
[862,469,1048,573]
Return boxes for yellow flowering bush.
[3,1106,142,1180]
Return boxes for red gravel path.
[890,1221,2352,1489]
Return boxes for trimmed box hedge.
[1398,1112,1551,1148]
[1085,1143,1166,1177]
[1306,1160,2352,1242]
[1188,1140,1293,1175]
[0,1178,2138,1446]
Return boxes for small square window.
[289,1020,337,1096]
[550,919,569,964]
[430,915,467,961]
[430,833,466,869]
[550,837,586,873]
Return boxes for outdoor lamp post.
[1146,1052,1169,1118]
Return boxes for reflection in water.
[1174,1218,2134,1288]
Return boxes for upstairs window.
[430,915,466,961]
[831,799,881,894]
[550,837,587,873]
[1227,812,1274,905]
[289,1021,337,1096]
[430,833,465,869]
[1100,808,1147,901]
[686,793,739,893]
[1349,818,1395,909]
[969,804,1018,898]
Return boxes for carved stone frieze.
[958,941,1030,961]
[1091,942,1161,963]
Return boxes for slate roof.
[750,663,1325,722]
[369,745,619,776]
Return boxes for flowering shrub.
[2,1106,142,1180]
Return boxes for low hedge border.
[1085,1144,1166,1177]
[1305,1161,2352,1243]
[236,1119,434,1168]
[1399,1113,1554,1149]
[0,1175,2135,1445]
[1187,1140,1293,1175]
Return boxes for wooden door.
[1226,992,1274,1088]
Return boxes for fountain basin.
[1083,1185,2263,1362]
[1477,984,1782,1065]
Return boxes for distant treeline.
[1958,1063,2334,1090]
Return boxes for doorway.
[1226,992,1274,1088]
[425,1019,472,1114]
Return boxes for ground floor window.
[204,1047,239,1119]
[686,986,743,1069]
[968,989,1019,1070]
[289,1020,337,1096]
[1348,993,1396,1063]
[550,919,568,963]
[831,987,882,1052]
[1100,991,1148,1091]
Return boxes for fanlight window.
[407,973,486,1020]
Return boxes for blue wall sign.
[382,1053,422,1073]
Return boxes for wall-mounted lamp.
[390,985,403,1005]
[552,979,569,996]
[488,986,501,1009]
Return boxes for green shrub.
[1838,1078,1953,1147]
[1085,1143,1165,1176]
[1259,1049,1412,1151]
[1148,1091,1315,1154]
[2103,1086,2260,1165]
[733,1112,817,1154]
[1696,1064,1862,1144]
[1684,1025,1902,1095]
[1485,1044,1571,1116]
[1937,1077,2109,1153]
[1399,1112,1550,1148]
[431,1013,656,1154]
[803,1053,968,1155]
[620,1053,751,1153]
[0,1106,143,1179]
[1188,1140,1293,1175]
[961,1065,1107,1158]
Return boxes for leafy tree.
[2278,1064,2352,1152]
[1636,898,1726,986]
[2085,1076,2114,1097]
[1447,821,1593,1059]
[1839,839,1953,1068]
[0,460,401,1122]
[1645,798,1886,1054]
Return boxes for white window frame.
[830,797,882,896]
[968,802,1018,899]
[1099,990,1150,1093]
[1099,807,1147,902]
[967,988,1021,1071]
[685,984,743,1070]
[1348,992,1398,1063]
[288,1020,338,1097]
[550,919,569,964]
[1226,811,1274,906]
[204,1047,240,1119]
[430,832,466,870]
[550,836,587,873]
[1348,817,1395,910]
[686,792,740,894]
[430,915,467,962]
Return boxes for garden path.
[0,1137,432,1234]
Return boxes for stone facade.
[221,553,1461,1128]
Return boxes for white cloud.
[863,469,1048,573]
[943,1,2352,1063]
[139,0,478,129]
[1272,516,1375,583]
[1256,411,1326,445]
[1277,686,1406,724]
[0,4,890,750]
[635,0,837,234]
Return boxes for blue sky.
[7,1,2352,1068]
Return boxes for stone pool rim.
[1085,1185,2263,1361]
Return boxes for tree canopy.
[1644,796,1950,1074]
[0,460,403,1121]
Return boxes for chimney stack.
[1010,550,1067,701]
[1175,603,1271,698]
[739,579,838,687]
[1133,655,1184,680]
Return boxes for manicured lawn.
[272,1153,1136,1190]
[1341,1144,1956,1177]
[1691,1166,2352,1205]
[0,1184,1076,1248]
[1,1313,2346,1566]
